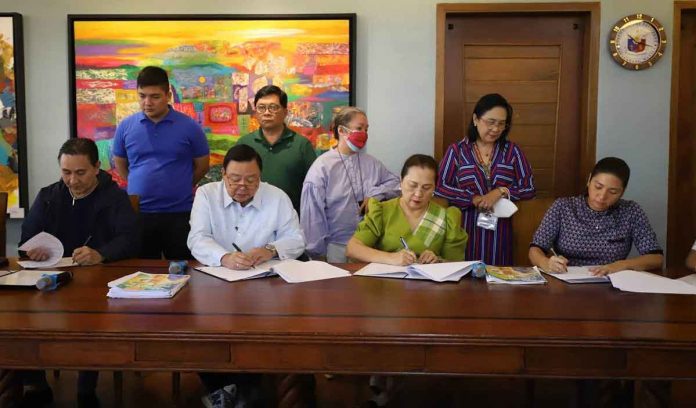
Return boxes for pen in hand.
[549,247,568,273]
[232,243,255,269]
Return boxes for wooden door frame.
[668,2,696,267]
[435,2,600,184]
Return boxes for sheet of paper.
[408,261,478,282]
[18,257,77,269]
[540,266,609,283]
[0,270,61,287]
[17,232,64,268]
[609,270,696,295]
[354,263,408,277]
[272,260,351,283]
[678,273,696,287]
[195,261,279,282]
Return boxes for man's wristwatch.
[264,244,278,258]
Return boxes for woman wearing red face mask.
[301,107,401,262]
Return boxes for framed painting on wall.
[0,13,28,212]
[68,14,356,185]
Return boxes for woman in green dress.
[346,154,468,265]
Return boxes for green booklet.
[485,266,547,285]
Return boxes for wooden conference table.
[0,260,694,380]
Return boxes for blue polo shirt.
[112,108,209,213]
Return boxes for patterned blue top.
[531,196,662,266]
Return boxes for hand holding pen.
[221,243,256,270]
[72,236,103,265]
[547,248,568,273]
[392,236,417,266]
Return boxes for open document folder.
[196,259,351,283]
[354,261,481,282]
[538,266,610,284]
[608,270,696,295]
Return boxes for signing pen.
[399,236,410,251]
[232,243,255,269]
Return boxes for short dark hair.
[223,144,263,172]
[590,157,631,188]
[136,66,170,93]
[254,85,288,108]
[467,93,513,145]
[401,154,438,178]
[58,138,99,166]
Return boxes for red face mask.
[342,126,368,151]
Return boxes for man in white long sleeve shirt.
[188,144,305,268]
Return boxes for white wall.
[1,0,673,256]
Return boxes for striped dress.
[435,139,536,265]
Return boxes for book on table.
[196,259,350,283]
[107,272,190,299]
[485,265,547,285]
[354,261,481,282]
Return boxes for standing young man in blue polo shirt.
[113,66,210,259]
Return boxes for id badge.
[477,211,498,230]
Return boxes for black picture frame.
[67,14,356,185]
[0,13,28,211]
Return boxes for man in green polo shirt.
[237,85,317,214]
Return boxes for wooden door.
[668,8,696,271]
[442,13,589,198]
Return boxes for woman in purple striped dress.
[435,94,535,265]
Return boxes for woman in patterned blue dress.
[529,157,663,275]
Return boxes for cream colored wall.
[0,0,674,256]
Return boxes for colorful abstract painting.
[0,14,27,211]
[69,15,355,185]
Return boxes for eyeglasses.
[402,180,435,195]
[479,117,508,129]
[224,174,260,186]
[255,104,282,114]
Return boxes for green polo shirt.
[237,126,317,213]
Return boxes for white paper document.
[609,270,696,295]
[196,259,350,283]
[355,261,480,282]
[678,274,696,287]
[0,270,62,287]
[17,232,67,268]
[539,266,610,284]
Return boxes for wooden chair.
[511,197,555,266]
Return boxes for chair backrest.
[0,192,7,258]
[128,195,140,214]
[511,197,555,266]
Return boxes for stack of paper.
[485,266,547,285]
[354,261,480,282]
[609,270,696,295]
[539,266,609,284]
[196,259,350,283]
[17,232,77,268]
[107,272,190,298]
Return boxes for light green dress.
[353,197,468,261]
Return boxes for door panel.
[443,13,587,198]
[668,10,696,270]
